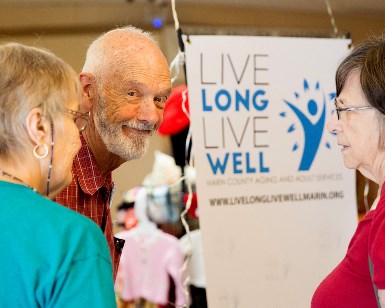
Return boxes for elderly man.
[56,26,172,279]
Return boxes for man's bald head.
[82,26,162,83]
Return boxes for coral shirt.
[312,183,385,307]
[56,134,120,280]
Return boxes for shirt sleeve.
[166,241,188,307]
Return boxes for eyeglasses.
[65,109,90,131]
[334,98,374,120]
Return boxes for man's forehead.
[105,47,161,72]
[100,38,170,87]
[102,72,171,93]
[123,79,171,92]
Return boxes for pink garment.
[116,229,187,306]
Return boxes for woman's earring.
[33,144,48,159]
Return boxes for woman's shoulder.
[48,199,104,235]
[27,194,108,251]
[10,187,103,238]
[45,200,111,260]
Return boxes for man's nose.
[137,97,162,127]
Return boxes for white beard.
[94,96,155,161]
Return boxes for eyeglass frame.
[65,109,90,131]
[334,98,374,120]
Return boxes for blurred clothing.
[116,228,187,307]
[179,229,206,288]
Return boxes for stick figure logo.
[280,79,335,171]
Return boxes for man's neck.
[82,129,125,177]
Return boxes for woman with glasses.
[312,37,385,307]
[0,43,116,307]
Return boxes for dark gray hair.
[336,37,385,113]
[336,36,385,148]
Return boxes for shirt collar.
[74,134,113,195]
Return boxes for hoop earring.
[33,144,48,159]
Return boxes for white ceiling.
[0,0,384,13]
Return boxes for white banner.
[184,35,357,308]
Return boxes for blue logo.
[280,79,335,171]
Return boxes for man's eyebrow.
[163,88,172,97]
[124,80,144,88]
[124,81,172,96]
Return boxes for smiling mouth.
[339,144,349,151]
[122,125,154,136]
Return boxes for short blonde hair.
[0,42,81,156]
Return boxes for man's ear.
[79,72,96,111]
[25,107,50,145]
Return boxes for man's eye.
[154,97,168,109]
[127,91,138,97]
[154,96,167,103]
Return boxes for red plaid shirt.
[56,134,121,280]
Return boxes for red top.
[56,134,120,280]
[312,183,385,308]
[369,184,385,290]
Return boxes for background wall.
[0,0,384,225]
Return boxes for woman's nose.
[327,111,340,133]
